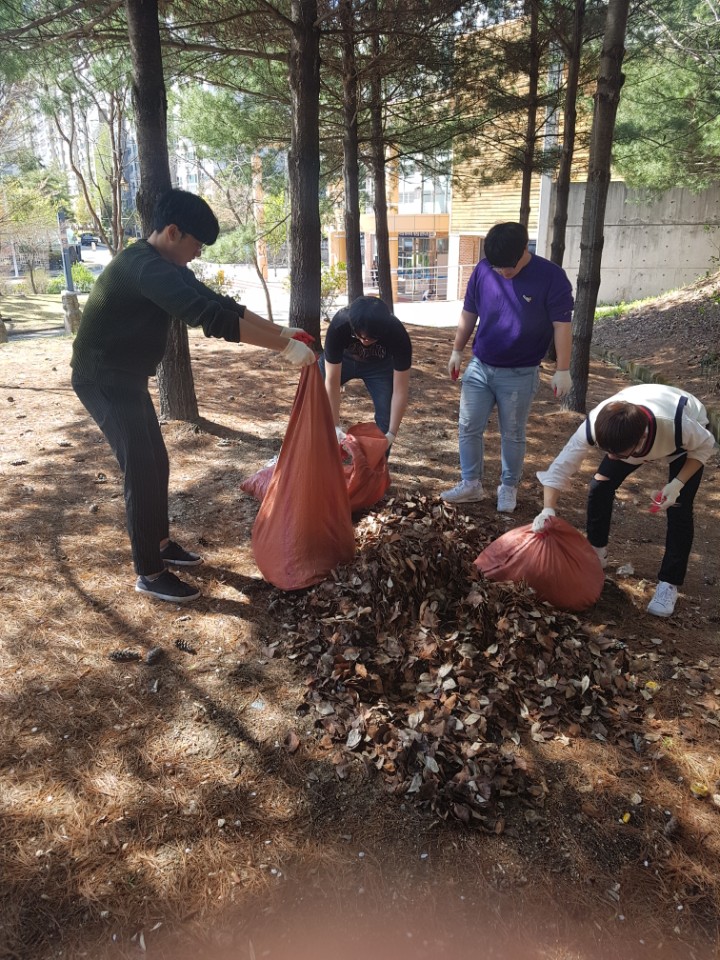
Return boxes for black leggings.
[72,373,169,576]
[587,453,703,586]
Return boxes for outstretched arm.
[448,310,478,378]
[387,368,410,439]
[453,310,479,352]
[238,311,292,351]
[241,309,311,342]
[324,360,343,426]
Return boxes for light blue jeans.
[458,357,540,488]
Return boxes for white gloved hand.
[385,430,395,445]
[280,325,305,339]
[551,369,573,398]
[280,337,315,367]
[652,477,684,511]
[532,507,556,532]
[335,425,347,442]
[448,350,463,380]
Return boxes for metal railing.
[366,263,466,301]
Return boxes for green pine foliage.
[614,0,720,191]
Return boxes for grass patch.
[0,293,88,335]
[594,295,656,322]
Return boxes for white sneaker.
[441,479,484,503]
[496,484,518,513]
[592,545,608,569]
[647,581,678,617]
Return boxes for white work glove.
[280,325,305,339]
[448,350,463,381]
[551,369,573,398]
[280,337,315,367]
[532,507,556,532]
[651,477,684,512]
[335,425,347,442]
[385,430,395,445]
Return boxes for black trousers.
[72,373,169,576]
[586,453,703,586]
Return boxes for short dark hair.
[594,402,648,455]
[348,295,392,339]
[484,222,529,268]
[152,189,220,245]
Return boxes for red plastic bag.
[242,423,390,512]
[340,424,390,510]
[252,364,356,590]
[240,461,275,501]
[474,515,604,612]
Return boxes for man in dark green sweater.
[71,189,315,604]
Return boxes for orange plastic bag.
[252,364,356,590]
[474,515,604,612]
[242,424,390,512]
[340,424,391,511]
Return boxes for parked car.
[80,233,100,246]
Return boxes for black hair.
[348,295,392,339]
[152,189,220,245]
[484,222,529,268]
[595,402,648,455]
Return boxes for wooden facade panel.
[451,173,541,235]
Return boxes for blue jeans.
[458,357,540,488]
[317,354,394,434]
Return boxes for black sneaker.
[160,540,203,567]
[135,571,201,604]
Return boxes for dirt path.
[0,317,718,960]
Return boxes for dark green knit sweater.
[71,240,244,381]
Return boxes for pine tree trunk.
[519,0,540,228]
[567,0,630,413]
[287,0,322,345]
[550,0,586,268]
[126,0,198,422]
[368,7,393,312]
[340,0,363,304]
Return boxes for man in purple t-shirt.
[441,222,574,513]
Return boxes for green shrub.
[196,265,234,297]
[71,263,96,293]
[320,262,347,322]
[47,263,96,295]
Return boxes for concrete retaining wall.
[544,183,720,305]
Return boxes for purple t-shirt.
[463,255,573,368]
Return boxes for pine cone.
[175,639,197,656]
[108,649,142,663]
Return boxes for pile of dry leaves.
[277,496,649,831]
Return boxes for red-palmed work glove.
[281,326,315,345]
[281,338,315,367]
[448,350,463,381]
[551,370,572,398]
[651,478,684,512]
[532,507,556,533]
